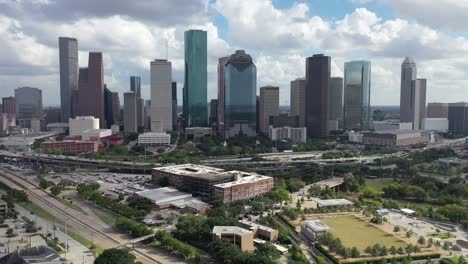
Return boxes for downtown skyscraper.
[290,78,306,127]
[329,77,343,129]
[305,54,330,138]
[224,50,257,138]
[343,61,371,130]
[183,30,207,127]
[400,57,426,130]
[217,56,230,132]
[59,37,78,121]
[259,86,279,135]
[150,59,172,132]
[78,52,105,127]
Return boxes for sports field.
[365,178,394,192]
[321,216,407,251]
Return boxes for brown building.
[238,219,278,241]
[259,86,279,135]
[448,102,468,134]
[305,54,330,138]
[2,97,15,114]
[213,172,274,203]
[78,52,105,127]
[41,140,99,154]
[290,78,306,127]
[217,56,230,132]
[212,226,254,252]
[427,102,449,118]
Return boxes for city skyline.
[0,0,467,107]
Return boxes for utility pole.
[65,222,68,260]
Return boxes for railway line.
[0,166,167,264]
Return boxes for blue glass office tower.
[343,60,371,130]
[183,30,208,127]
[223,50,257,138]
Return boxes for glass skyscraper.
[224,50,257,138]
[183,30,207,127]
[343,60,371,130]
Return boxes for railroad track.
[0,167,164,264]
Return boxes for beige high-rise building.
[290,78,306,127]
[259,86,279,135]
[150,59,172,132]
[400,57,426,130]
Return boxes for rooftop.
[303,220,331,232]
[213,171,272,189]
[315,198,354,207]
[239,219,275,232]
[364,129,422,135]
[136,187,192,205]
[138,132,171,138]
[313,177,344,188]
[212,226,253,236]
[154,164,225,176]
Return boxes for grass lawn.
[66,229,104,256]
[19,202,65,225]
[93,211,116,227]
[321,216,407,251]
[365,178,394,192]
[57,197,87,214]
[430,232,456,239]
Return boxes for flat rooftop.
[212,226,253,236]
[239,219,275,232]
[315,198,354,207]
[213,171,272,189]
[154,164,225,175]
[136,187,192,205]
[313,177,344,188]
[303,220,330,232]
[364,130,422,135]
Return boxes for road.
[15,204,95,264]
[0,166,185,264]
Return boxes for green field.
[430,232,456,239]
[321,216,407,251]
[365,178,394,192]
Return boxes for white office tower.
[150,59,173,132]
[69,116,99,136]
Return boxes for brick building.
[213,172,274,202]
[41,140,99,154]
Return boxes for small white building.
[111,124,120,133]
[69,116,99,136]
[269,126,307,144]
[348,131,363,143]
[138,132,171,146]
[301,220,330,242]
[46,123,69,134]
[81,129,112,141]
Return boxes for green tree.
[418,236,426,246]
[50,186,61,196]
[255,242,280,259]
[393,226,401,232]
[94,248,136,264]
[350,246,360,258]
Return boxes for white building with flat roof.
[301,220,330,241]
[69,116,99,136]
[269,126,306,144]
[138,132,170,146]
[422,118,448,131]
[81,128,112,141]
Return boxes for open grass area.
[66,229,104,256]
[321,216,407,251]
[365,178,394,192]
[57,197,87,214]
[430,232,456,239]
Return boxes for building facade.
[124,92,137,133]
[41,140,99,154]
[305,54,330,138]
[15,87,42,119]
[362,130,431,146]
[329,77,343,129]
[343,61,371,130]
[69,116,99,136]
[130,76,141,98]
[290,78,306,127]
[269,126,307,144]
[259,86,279,135]
[2,97,15,114]
[400,57,426,130]
[427,103,449,118]
[184,30,208,127]
[209,99,218,127]
[172,82,178,130]
[78,52,105,127]
[138,132,171,146]
[224,50,257,138]
[448,103,468,134]
[217,56,230,131]
[58,37,78,121]
[104,86,119,128]
[150,59,173,132]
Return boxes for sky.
[0,0,468,107]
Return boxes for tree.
[127,195,153,212]
[393,226,401,232]
[94,248,136,264]
[50,186,61,196]
[406,230,412,238]
[350,246,360,258]
[267,188,291,205]
[39,178,51,189]
[418,236,426,246]
[389,246,397,256]
[255,242,280,259]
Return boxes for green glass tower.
[183,30,208,127]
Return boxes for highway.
[0,166,183,264]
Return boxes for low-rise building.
[314,198,354,208]
[422,118,449,131]
[81,128,112,141]
[348,131,363,143]
[212,226,254,252]
[185,127,212,140]
[269,126,307,144]
[373,120,412,131]
[46,123,69,134]
[362,130,431,146]
[0,246,62,263]
[0,113,15,134]
[301,220,330,242]
[136,187,210,214]
[238,219,278,241]
[41,140,99,154]
[138,132,171,146]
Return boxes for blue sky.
[0,0,467,106]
